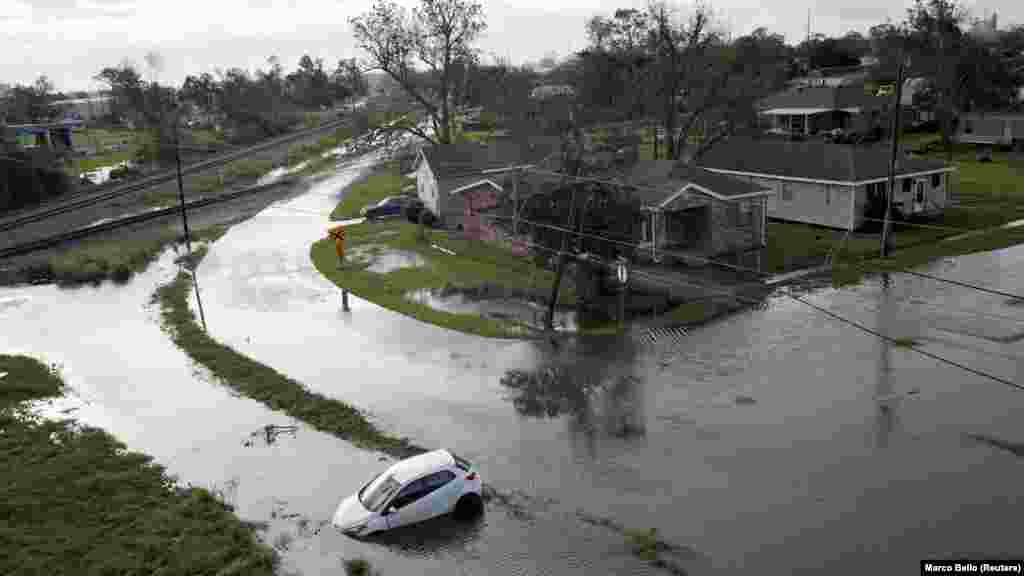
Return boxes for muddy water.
[0,158,671,575]
[405,288,577,331]
[194,146,1024,576]
[3,145,1022,575]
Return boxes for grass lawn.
[0,354,277,575]
[140,126,355,207]
[329,161,414,220]
[41,224,230,287]
[311,219,577,338]
[764,136,1024,282]
[153,239,425,459]
[69,128,139,176]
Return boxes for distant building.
[757,83,889,136]
[956,112,1024,148]
[48,95,112,123]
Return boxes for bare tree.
[350,0,487,144]
[647,1,780,163]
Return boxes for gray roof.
[697,138,951,183]
[758,84,889,112]
[421,136,562,181]
[618,160,771,205]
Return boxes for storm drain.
[640,326,689,347]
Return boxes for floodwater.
[406,287,578,332]
[2,144,1022,574]
[347,245,427,274]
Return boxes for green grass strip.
[0,354,277,576]
[153,266,425,459]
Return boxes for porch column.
[651,210,657,262]
[761,195,768,246]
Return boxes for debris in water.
[0,372,6,380]
[966,433,1024,458]
[734,395,757,405]
[431,243,456,256]
[244,424,298,447]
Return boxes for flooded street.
[2,148,1022,574]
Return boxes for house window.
[931,174,941,188]
[781,183,793,201]
[902,179,912,193]
[824,186,831,205]
[964,119,974,134]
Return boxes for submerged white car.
[332,449,483,536]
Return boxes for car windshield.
[359,474,401,512]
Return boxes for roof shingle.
[618,160,770,205]
[696,138,951,183]
[421,136,562,181]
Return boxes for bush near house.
[330,161,413,220]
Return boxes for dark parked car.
[404,198,438,226]
[360,195,416,220]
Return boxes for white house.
[698,138,956,230]
[415,136,562,229]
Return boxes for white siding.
[852,185,868,229]
[752,175,856,229]
[891,173,948,215]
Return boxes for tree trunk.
[545,185,577,332]
[545,126,584,332]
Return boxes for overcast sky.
[3,0,1020,92]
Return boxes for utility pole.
[174,118,193,254]
[512,168,521,237]
[881,59,905,258]
[173,108,207,332]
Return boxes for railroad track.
[0,178,299,260]
[0,117,350,235]
[0,125,401,261]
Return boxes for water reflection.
[500,335,645,457]
[874,273,897,449]
[361,512,486,558]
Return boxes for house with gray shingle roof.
[697,138,955,230]
[614,160,773,262]
[414,135,563,231]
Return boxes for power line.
[896,269,1024,301]
[467,211,1022,390]
[476,182,1024,301]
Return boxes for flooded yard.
[2,145,1022,575]
[406,287,577,331]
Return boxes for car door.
[420,470,460,520]
[384,472,459,529]
[383,478,431,530]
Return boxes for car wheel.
[453,493,483,520]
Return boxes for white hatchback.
[332,449,483,536]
